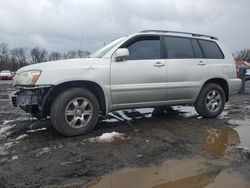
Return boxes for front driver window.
[126,37,161,60]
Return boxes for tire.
[50,88,100,136]
[194,83,226,118]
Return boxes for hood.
[16,58,103,74]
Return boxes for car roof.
[135,30,218,41]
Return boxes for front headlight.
[15,70,42,86]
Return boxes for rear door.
[164,36,210,102]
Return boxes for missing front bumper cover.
[9,89,41,107]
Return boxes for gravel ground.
[0,81,250,188]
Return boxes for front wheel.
[195,83,226,118]
[50,88,100,136]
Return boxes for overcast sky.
[0,0,249,53]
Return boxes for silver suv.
[10,30,241,136]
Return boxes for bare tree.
[30,47,48,63]
[49,52,61,61]
[62,50,90,59]
[10,48,29,66]
[9,50,18,71]
[233,49,250,62]
[0,43,10,70]
[0,42,92,71]
[77,50,90,58]
[66,51,77,59]
[0,43,9,61]
[62,53,68,60]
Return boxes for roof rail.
[140,30,218,40]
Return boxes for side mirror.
[114,48,129,62]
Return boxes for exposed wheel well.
[42,81,106,117]
[203,78,229,102]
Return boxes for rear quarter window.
[198,40,224,59]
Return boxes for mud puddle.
[201,117,250,155]
[62,156,250,188]
[201,127,240,156]
[201,118,250,158]
[60,125,250,188]
[229,118,250,150]
[235,125,250,149]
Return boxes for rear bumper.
[228,78,241,96]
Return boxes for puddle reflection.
[84,157,250,188]
[85,158,216,188]
[202,128,240,156]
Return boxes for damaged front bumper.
[9,91,18,107]
[9,90,40,107]
[9,85,52,118]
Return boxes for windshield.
[89,37,126,58]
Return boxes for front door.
[110,35,166,107]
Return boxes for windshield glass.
[89,37,126,58]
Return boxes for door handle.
[198,61,206,66]
[154,62,165,67]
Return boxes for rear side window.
[198,40,224,59]
[164,37,193,59]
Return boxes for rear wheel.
[195,83,226,118]
[50,88,99,136]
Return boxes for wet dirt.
[83,157,250,188]
[0,81,250,188]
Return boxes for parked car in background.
[0,70,13,80]
[246,69,250,81]
[10,30,241,136]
